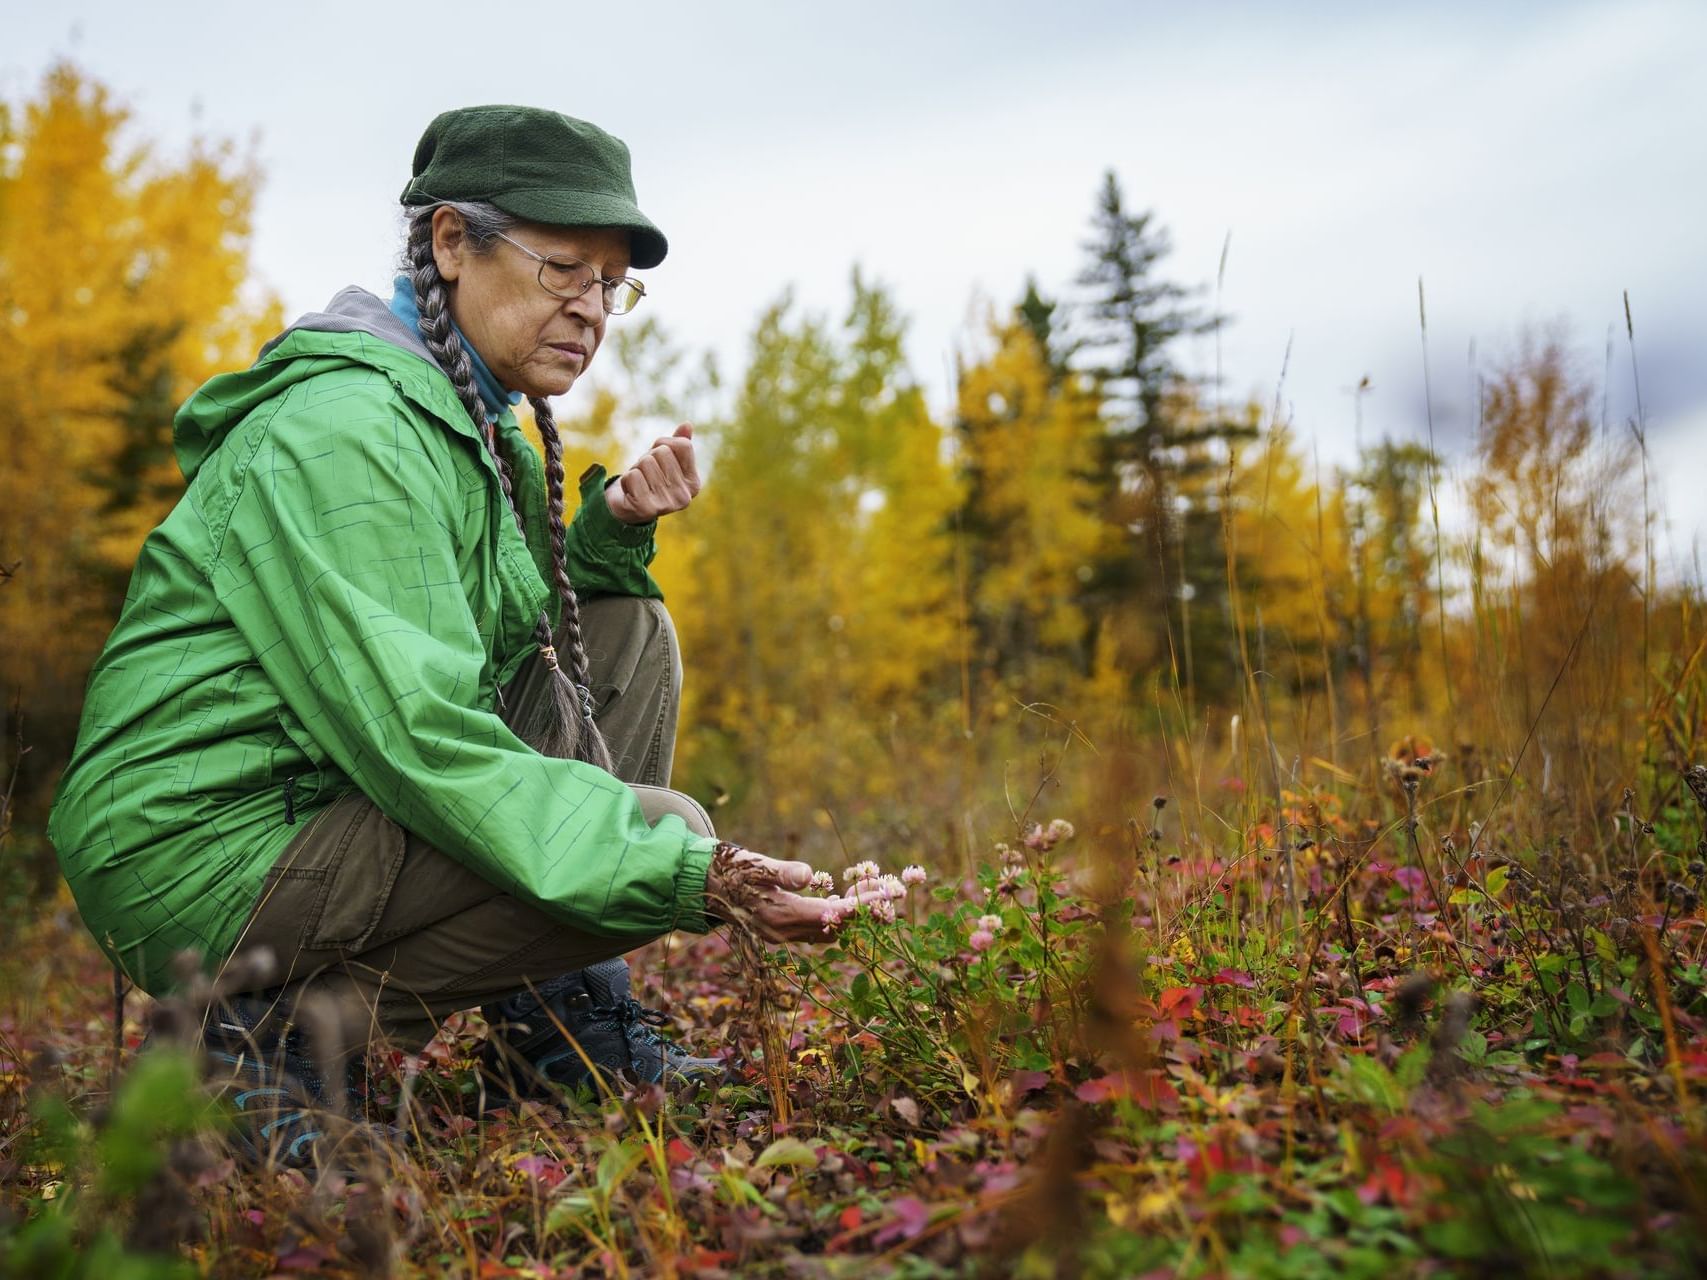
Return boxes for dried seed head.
[1393,970,1435,1028]
[1683,764,1707,812]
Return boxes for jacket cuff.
[671,836,719,935]
[577,463,657,549]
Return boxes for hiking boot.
[199,995,397,1171]
[582,959,729,1089]
[482,958,726,1103]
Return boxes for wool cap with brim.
[400,105,667,269]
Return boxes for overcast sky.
[8,0,1705,574]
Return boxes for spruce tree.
[1071,170,1253,704]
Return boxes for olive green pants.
[226,596,715,1051]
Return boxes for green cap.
[400,105,667,269]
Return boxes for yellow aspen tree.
[0,62,277,808]
[661,279,958,844]
[954,313,1106,719]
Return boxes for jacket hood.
[173,287,457,482]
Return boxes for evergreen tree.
[1016,275,1070,383]
[1069,170,1253,705]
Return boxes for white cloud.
[6,0,1702,549]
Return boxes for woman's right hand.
[704,846,888,943]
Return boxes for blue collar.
[388,275,523,421]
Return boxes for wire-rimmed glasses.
[491,229,646,316]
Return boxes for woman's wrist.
[703,840,747,926]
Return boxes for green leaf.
[1485,865,1509,896]
[1591,929,1619,968]
[544,1193,597,1235]
[96,1048,221,1200]
[1339,1055,1406,1112]
[595,1139,643,1193]
[756,1136,820,1169]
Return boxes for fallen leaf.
[756,1136,819,1169]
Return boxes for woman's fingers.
[707,846,909,944]
[607,430,701,523]
[753,889,858,942]
[772,858,815,891]
[844,876,889,904]
[642,439,699,504]
[746,881,905,943]
[659,425,701,492]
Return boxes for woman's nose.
[563,286,608,326]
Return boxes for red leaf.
[512,1154,566,1187]
[1075,1076,1119,1104]
[872,1196,931,1247]
[839,1205,863,1231]
[1074,1070,1179,1110]
[666,1137,696,1166]
[1357,1157,1409,1207]
[1010,1069,1050,1094]
[1157,985,1204,1018]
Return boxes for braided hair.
[404,203,614,772]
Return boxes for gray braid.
[405,206,613,771]
[529,396,601,697]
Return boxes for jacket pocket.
[301,795,409,952]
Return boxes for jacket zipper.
[282,775,297,825]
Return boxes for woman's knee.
[577,596,680,698]
[628,783,716,839]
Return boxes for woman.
[48,105,875,1163]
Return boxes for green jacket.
[47,289,716,994]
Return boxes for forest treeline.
[2,64,1693,880]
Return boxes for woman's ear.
[431,206,465,283]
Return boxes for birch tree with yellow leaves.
[0,63,278,822]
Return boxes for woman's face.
[432,208,632,400]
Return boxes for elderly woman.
[48,106,873,1164]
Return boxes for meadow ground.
[3,745,1706,1278]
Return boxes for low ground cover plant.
[4,745,1705,1277]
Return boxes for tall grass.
[3,328,1704,1276]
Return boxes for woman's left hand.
[606,423,701,524]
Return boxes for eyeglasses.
[491,229,647,316]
